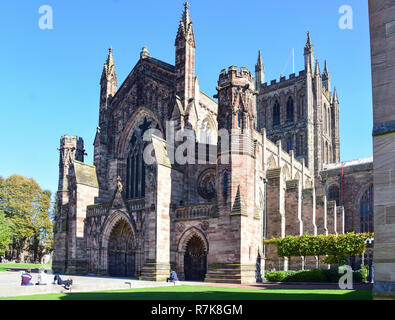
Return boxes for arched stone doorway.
[108,219,136,277]
[184,235,207,281]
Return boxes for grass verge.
[0,285,372,300]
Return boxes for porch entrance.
[108,219,135,277]
[184,235,207,281]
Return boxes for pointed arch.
[305,179,312,188]
[266,154,278,169]
[199,115,217,144]
[273,100,280,126]
[178,226,209,254]
[117,106,163,156]
[282,164,291,181]
[286,96,294,122]
[101,210,137,275]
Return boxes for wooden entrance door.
[184,235,207,281]
[108,219,135,277]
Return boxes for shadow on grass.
[6,286,372,301]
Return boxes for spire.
[255,50,265,88]
[322,60,329,79]
[100,46,117,124]
[305,31,312,50]
[182,2,192,30]
[333,86,339,103]
[107,47,114,67]
[322,60,331,92]
[102,46,116,81]
[314,59,321,76]
[175,2,196,109]
[324,60,328,73]
[176,2,195,46]
[256,49,263,67]
[304,31,314,73]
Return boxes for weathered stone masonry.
[53,3,373,283]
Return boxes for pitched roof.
[73,161,99,188]
[323,157,373,171]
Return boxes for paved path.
[0,271,180,298]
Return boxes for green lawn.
[0,285,372,300]
[0,263,51,270]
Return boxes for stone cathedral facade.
[53,3,373,283]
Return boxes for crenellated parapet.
[216,66,257,133]
[59,134,85,164]
[218,66,255,88]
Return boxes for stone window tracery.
[273,101,280,126]
[286,135,293,153]
[286,97,294,123]
[360,185,373,233]
[126,117,159,199]
[328,185,340,206]
[200,119,211,144]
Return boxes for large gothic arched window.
[200,119,211,144]
[298,95,304,119]
[297,133,304,157]
[328,185,340,206]
[126,117,159,199]
[286,97,294,123]
[360,185,373,233]
[286,135,293,153]
[273,101,280,126]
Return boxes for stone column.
[265,168,285,271]
[315,195,327,235]
[140,136,171,281]
[316,195,328,269]
[301,188,317,269]
[285,179,302,270]
[326,201,337,235]
[336,206,345,234]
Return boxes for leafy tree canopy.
[0,174,54,261]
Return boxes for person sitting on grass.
[21,269,34,286]
[166,270,179,283]
[36,269,48,285]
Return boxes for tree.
[1,174,54,262]
[264,232,373,268]
[0,177,12,256]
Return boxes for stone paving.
[0,271,186,298]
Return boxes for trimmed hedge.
[265,269,364,283]
[264,233,374,264]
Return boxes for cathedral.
[53,3,373,283]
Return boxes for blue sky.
[0,0,372,195]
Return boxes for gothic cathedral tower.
[205,66,260,283]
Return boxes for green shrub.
[353,270,363,283]
[322,269,341,282]
[266,270,296,282]
[266,268,364,283]
[284,269,326,282]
